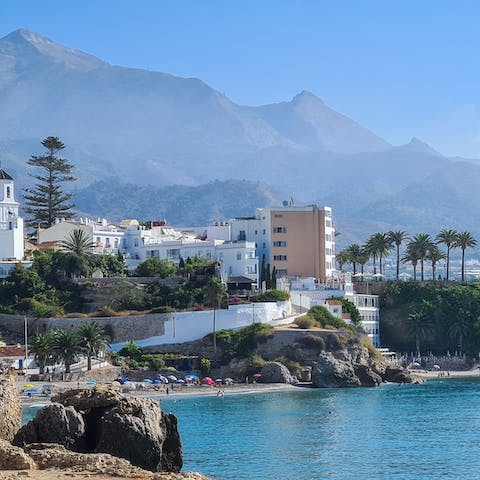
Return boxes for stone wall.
[0,301,292,348]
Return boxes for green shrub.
[361,335,383,362]
[294,315,317,329]
[248,354,266,373]
[118,341,143,361]
[299,334,326,350]
[251,290,290,302]
[275,356,301,375]
[200,358,211,375]
[326,334,342,350]
[308,305,347,329]
[141,354,166,370]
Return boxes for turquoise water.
[23,380,480,479]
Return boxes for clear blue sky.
[1,0,480,157]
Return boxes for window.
[114,238,119,248]
[262,243,266,248]
[262,229,266,235]
[273,255,287,261]
[105,238,111,248]
[238,230,246,241]
[134,239,139,247]
[148,250,160,258]
[273,227,287,233]
[276,269,288,276]
[325,219,331,227]
[6,187,10,198]
[274,214,283,218]
[273,241,287,247]
[237,252,242,260]
[96,237,101,245]
[206,252,211,259]
[326,234,332,242]
[167,248,180,258]
[254,230,258,235]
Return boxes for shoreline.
[19,370,480,408]
[20,382,301,407]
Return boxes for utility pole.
[24,316,28,380]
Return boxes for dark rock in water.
[14,403,85,449]
[160,412,183,472]
[260,361,296,384]
[15,387,183,473]
[384,366,424,384]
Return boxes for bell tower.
[0,167,24,261]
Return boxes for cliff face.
[0,377,21,442]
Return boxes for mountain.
[1,29,480,246]
[74,179,284,225]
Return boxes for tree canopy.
[24,136,76,228]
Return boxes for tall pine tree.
[24,136,76,228]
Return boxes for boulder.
[18,387,183,473]
[260,362,296,384]
[14,403,85,449]
[384,366,424,384]
[312,351,362,388]
[25,443,144,475]
[353,364,383,387]
[0,438,36,470]
[0,377,21,442]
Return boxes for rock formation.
[311,336,423,388]
[260,361,296,384]
[0,377,21,442]
[14,387,183,473]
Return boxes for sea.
[23,379,480,480]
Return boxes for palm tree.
[407,234,434,281]
[335,251,349,272]
[402,244,421,281]
[29,333,53,375]
[364,233,393,276]
[455,231,477,282]
[51,330,81,374]
[427,245,446,281]
[345,244,362,275]
[388,231,408,280]
[406,311,433,356]
[357,249,370,276]
[436,229,459,281]
[448,316,470,353]
[60,229,95,256]
[77,322,109,371]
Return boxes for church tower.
[0,167,24,261]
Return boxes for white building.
[290,274,381,347]
[0,168,29,278]
[38,217,124,254]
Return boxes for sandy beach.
[19,380,301,407]
[413,367,480,380]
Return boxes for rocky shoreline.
[0,377,210,479]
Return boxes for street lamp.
[172,316,176,339]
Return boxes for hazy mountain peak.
[0,28,107,72]
[292,90,325,104]
[399,137,442,156]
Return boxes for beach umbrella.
[24,383,34,388]
[167,375,178,381]
[216,378,223,383]
[433,365,441,370]
[142,379,153,383]
[153,379,162,385]
[26,388,39,394]
[252,373,262,378]
[225,378,234,385]
[86,381,96,386]
[201,377,215,385]
[175,379,185,384]
[158,375,168,384]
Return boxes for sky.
[1,0,480,157]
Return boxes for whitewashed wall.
[111,300,292,350]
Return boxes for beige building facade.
[270,205,334,282]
